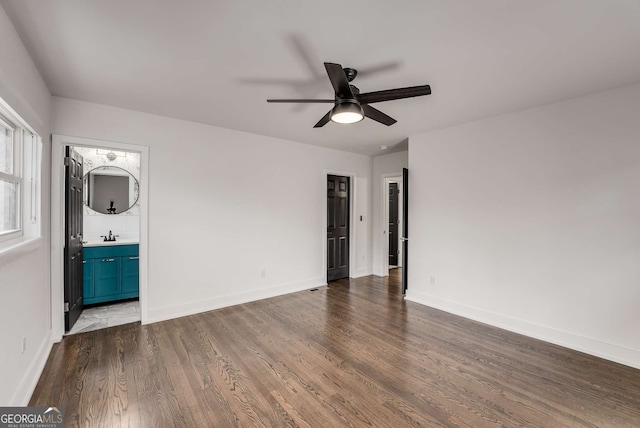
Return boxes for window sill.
[0,236,43,265]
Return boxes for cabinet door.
[82,258,95,299]
[121,255,139,294]
[94,257,121,297]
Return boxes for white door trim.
[50,134,149,341]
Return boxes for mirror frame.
[83,165,140,215]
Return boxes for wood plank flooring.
[31,270,640,427]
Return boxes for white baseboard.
[148,277,326,324]
[13,329,54,406]
[351,267,373,278]
[405,290,640,371]
[372,264,389,277]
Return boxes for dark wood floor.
[32,270,640,427]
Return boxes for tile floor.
[67,300,140,335]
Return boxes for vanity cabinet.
[83,244,139,304]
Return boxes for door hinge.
[64,302,70,313]
[63,157,70,166]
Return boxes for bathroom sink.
[83,238,139,247]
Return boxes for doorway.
[388,181,399,268]
[384,176,403,274]
[51,135,149,341]
[327,174,350,282]
[65,145,143,334]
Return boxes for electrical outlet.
[261,269,266,279]
[430,276,436,285]
[22,337,27,354]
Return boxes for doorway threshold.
[66,300,140,335]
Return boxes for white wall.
[372,151,408,275]
[353,174,373,278]
[407,83,640,369]
[0,5,52,405]
[52,97,373,322]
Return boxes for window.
[0,97,42,249]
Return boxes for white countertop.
[83,238,139,247]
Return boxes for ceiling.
[3,0,640,156]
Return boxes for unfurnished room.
[0,1,639,427]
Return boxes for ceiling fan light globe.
[331,102,364,124]
[331,111,364,124]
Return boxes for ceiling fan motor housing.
[267,62,431,127]
[343,67,358,82]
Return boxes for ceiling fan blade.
[314,110,332,128]
[267,99,335,103]
[240,77,308,86]
[289,34,323,78]
[356,61,401,79]
[358,85,431,104]
[362,105,397,126]
[324,62,354,99]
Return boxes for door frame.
[322,170,357,283]
[51,134,149,341]
[381,173,403,275]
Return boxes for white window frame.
[0,115,22,242]
[0,96,42,257]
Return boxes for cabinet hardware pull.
[103,258,115,262]
[129,256,139,260]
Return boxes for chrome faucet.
[100,230,119,242]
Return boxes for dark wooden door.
[327,175,350,281]
[64,147,84,331]
[388,182,399,266]
[401,168,409,294]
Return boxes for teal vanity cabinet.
[82,258,95,300]
[120,254,140,294]
[83,244,139,304]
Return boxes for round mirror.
[83,166,139,214]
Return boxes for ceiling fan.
[267,62,431,127]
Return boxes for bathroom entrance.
[65,144,142,333]
[52,135,149,339]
